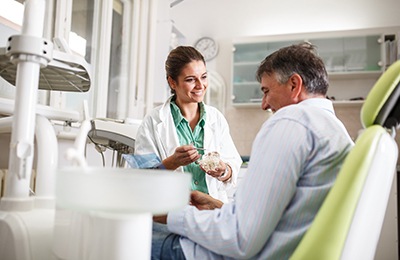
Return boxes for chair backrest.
[290,60,400,260]
[361,60,400,129]
[290,125,397,260]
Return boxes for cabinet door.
[232,40,298,104]
[311,35,382,74]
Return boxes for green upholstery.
[290,125,388,260]
[361,60,400,128]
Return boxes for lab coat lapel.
[203,106,216,152]
[157,97,180,157]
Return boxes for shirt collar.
[299,98,335,115]
[198,102,206,127]
[170,100,207,127]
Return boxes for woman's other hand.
[199,160,228,180]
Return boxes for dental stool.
[291,60,400,260]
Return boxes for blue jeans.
[151,222,186,260]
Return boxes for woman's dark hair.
[256,42,329,95]
[165,46,206,94]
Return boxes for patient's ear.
[289,74,303,98]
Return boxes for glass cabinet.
[232,30,399,106]
[313,36,381,72]
[232,40,299,103]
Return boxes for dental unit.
[0,1,191,259]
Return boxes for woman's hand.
[163,145,201,169]
[199,161,231,181]
[190,190,223,210]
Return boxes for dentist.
[134,46,242,203]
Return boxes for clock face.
[194,37,219,61]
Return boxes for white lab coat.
[134,96,242,202]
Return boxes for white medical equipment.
[56,119,190,260]
[0,46,91,92]
[87,119,139,167]
[0,1,191,259]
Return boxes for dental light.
[0,45,91,92]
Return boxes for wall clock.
[194,37,219,61]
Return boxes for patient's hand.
[153,215,167,224]
[153,192,223,224]
[190,190,223,210]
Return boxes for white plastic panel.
[56,167,191,215]
[341,132,398,260]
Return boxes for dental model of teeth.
[198,152,220,171]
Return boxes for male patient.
[151,43,354,259]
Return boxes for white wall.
[171,0,400,39]
[170,0,400,95]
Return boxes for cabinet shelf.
[232,103,262,108]
[328,71,382,79]
[234,61,260,66]
[332,100,364,107]
[233,81,258,86]
[232,100,364,108]
[233,70,382,84]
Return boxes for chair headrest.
[361,60,400,129]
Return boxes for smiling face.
[260,72,300,112]
[168,60,208,105]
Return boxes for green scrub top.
[170,100,208,194]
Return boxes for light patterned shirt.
[167,98,354,259]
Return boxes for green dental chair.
[290,60,400,260]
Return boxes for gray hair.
[256,42,329,95]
